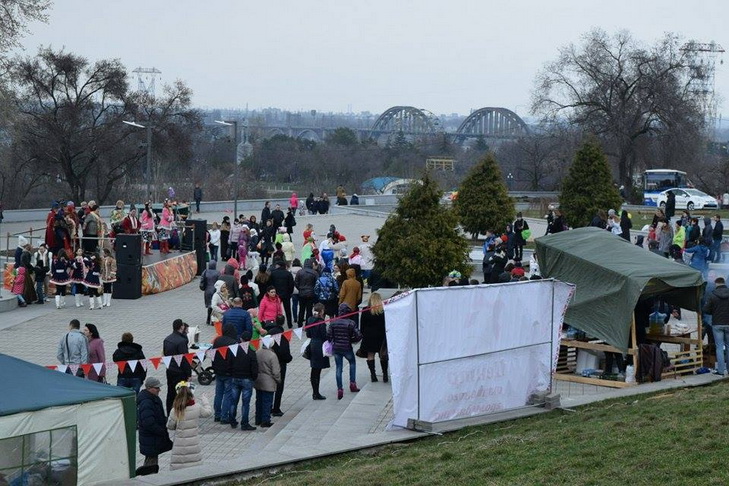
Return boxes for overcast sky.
[16,0,728,118]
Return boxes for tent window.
[0,426,78,485]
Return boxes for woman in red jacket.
[258,286,283,324]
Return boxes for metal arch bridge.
[370,106,441,134]
[455,107,529,139]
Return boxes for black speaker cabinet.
[112,263,142,299]
[115,234,142,266]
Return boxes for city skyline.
[14,1,728,118]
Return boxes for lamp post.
[507,172,514,191]
[215,120,252,218]
[123,120,153,201]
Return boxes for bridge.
[249,106,530,144]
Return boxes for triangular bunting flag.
[173,355,183,366]
[184,353,194,366]
[273,334,282,345]
[56,364,68,373]
[217,346,228,359]
[228,343,239,357]
[127,360,138,373]
[292,328,303,340]
[205,349,216,360]
[161,356,173,369]
[139,360,149,371]
[80,364,92,375]
[242,341,250,351]
[45,365,57,370]
[283,330,293,341]
[69,364,79,375]
[196,351,206,363]
[150,357,162,369]
[92,362,103,375]
[261,335,273,348]
[250,339,260,350]
[116,361,127,373]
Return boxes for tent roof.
[0,353,134,417]
[535,227,705,352]
[360,176,401,193]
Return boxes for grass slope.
[236,383,727,486]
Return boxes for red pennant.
[45,365,57,370]
[116,361,127,372]
[184,353,194,365]
[283,330,293,341]
[149,357,161,369]
[80,364,92,375]
[250,339,260,350]
[217,346,228,359]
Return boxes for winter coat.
[211,281,230,320]
[673,226,686,248]
[163,331,191,376]
[11,266,26,295]
[270,266,295,299]
[289,265,302,295]
[258,294,284,323]
[267,324,293,365]
[221,307,253,340]
[167,394,212,470]
[50,257,70,286]
[101,256,117,283]
[360,309,387,354]
[704,284,729,326]
[305,315,330,369]
[212,325,238,377]
[201,261,220,308]
[113,341,147,380]
[684,243,709,273]
[254,348,281,392]
[338,268,362,309]
[219,267,240,299]
[702,217,713,244]
[314,270,339,302]
[327,304,362,353]
[658,226,674,255]
[57,329,88,365]
[158,207,174,230]
[281,234,295,262]
[137,389,173,457]
[87,337,106,381]
[295,260,319,298]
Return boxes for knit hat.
[145,377,162,389]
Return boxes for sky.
[15,0,729,118]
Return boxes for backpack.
[315,275,336,301]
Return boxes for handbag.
[522,228,532,240]
[322,340,333,357]
[355,346,367,359]
[302,343,311,360]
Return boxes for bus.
[643,169,692,206]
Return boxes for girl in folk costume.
[158,200,175,254]
[50,249,71,309]
[69,248,88,308]
[83,253,104,310]
[121,205,140,234]
[110,200,127,235]
[101,248,117,307]
[11,266,28,307]
[140,202,156,255]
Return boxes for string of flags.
[43,299,398,374]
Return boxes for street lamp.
[507,172,515,191]
[215,119,252,218]
[123,120,153,201]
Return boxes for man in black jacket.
[163,319,191,415]
[212,324,237,423]
[113,332,147,393]
[270,260,295,328]
[271,204,285,229]
[267,316,292,416]
[227,330,259,430]
[295,258,319,326]
[704,277,729,376]
[136,377,172,475]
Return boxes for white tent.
[385,280,574,428]
[0,354,136,485]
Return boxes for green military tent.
[535,227,705,352]
[0,353,136,484]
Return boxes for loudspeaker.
[112,264,142,299]
[184,219,207,276]
[115,234,142,265]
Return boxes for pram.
[187,326,215,385]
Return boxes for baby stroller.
[187,326,215,385]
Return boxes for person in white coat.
[166,382,212,471]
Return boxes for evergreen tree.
[559,139,622,228]
[372,173,471,288]
[454,153,515,237]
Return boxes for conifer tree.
[454,153,515,237]
[559,139,622,228]
[372,173,471,288]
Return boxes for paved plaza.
[0,207,721,485]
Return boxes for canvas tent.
[535,227,705,353]
[0,353,136,485]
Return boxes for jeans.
[292,294,299,322]
[35,281,44,303]
[228,378,254,425]
[334,350,356,389]
[712,239,723,263]
[214,375,232,421]
[117,376,142,394]
[713,325,729,373]
[255,390,274,424]
[209,244,218,262]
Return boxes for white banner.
[385,280,574,429]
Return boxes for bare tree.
[532,29,705,189]
[0,0,50,53]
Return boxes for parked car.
[657,188,718,211]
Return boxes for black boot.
[206,307,213,326]
[381,359,389,383]
[311,371,326,400]
[367,359,378,382]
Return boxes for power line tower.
[680,41,725,131]
[132,67,162,97]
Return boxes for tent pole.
[697,286,703,367]
[631,315,639,380]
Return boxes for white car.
[657,188,718,211]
